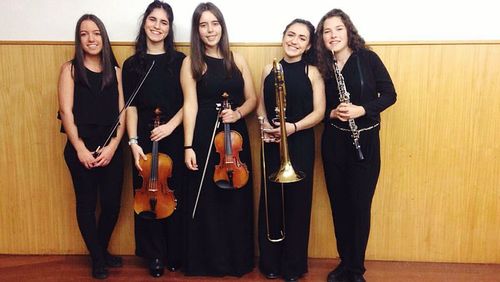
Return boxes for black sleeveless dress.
[122,51,186,267]
[258,59,315,279]
[184,56,254,276]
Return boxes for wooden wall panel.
[0,41,498,263]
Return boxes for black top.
[72,67,118,138]
[263,58,313,123]
[261,57,315,187]
[122,51,186,149]
[196,55,244,109]
[325,49,397,128]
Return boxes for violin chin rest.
[138,211,157,220]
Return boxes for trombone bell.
[269,161,305,183]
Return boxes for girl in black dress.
[180,2,257,277]
[58,14,125,279]
[123,1,185,278]
[315,9,397,282]
[256,19,325,282]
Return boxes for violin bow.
[93,60,156,157]
[191,105,222,219]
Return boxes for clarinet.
[331,50,364,160]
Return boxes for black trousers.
[64,141,123,264]
[132,165,184,268]
[321,125,380,274]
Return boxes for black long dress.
[184,56,254,276]
[258,59,315,279]
[122,51,186,268]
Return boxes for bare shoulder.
[60,61,73,74]
[262,63,273,76]
[308,65,322,80]
[181,55,192,68]
[114,66,122,83]
[114,66,122,75]
[232,52,247,67]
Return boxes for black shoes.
[149,258,165,277]
[264,272,280,279]
[327,264,346,282]
[327,265,366,282]
[104,253,123,268]
[284,276,299,282]
[92,263,109,280]
[349,273,366,282]
[166,265,178,272]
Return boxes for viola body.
[133,108,177,220]
[213,129,249,189]
[212,93,249,189]
[134,152,176,219]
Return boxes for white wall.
[1,0,499,42]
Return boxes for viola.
[213,93,249,189]
[134,108,177,219]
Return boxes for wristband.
[184,145,193,150]
[128,137,138,146]
[236,109,243,120]
[293,123,297,133]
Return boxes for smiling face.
[198,11,222,50]
[79,19,102,56]
[282,23,311,62]
[144,7,170,45]
[322,16,350,55]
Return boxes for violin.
[213,93,249,189]
[134,108,177,219]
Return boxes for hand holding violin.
[150,121,175,142]
[220,108,241,124]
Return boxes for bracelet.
[236,109,243,120]
[128,137,138,146]
[293,123,297,133]
[184,145,193,150]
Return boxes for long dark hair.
[132,0,176,74]
[190,2,238,81]
[73,14,118,90]
[283,18,316,65]
[315,9,367,79]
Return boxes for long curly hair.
[315,9,367,79]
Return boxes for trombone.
[259,59,305,242]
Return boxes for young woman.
[315,9,397,282]
[58,14,125,280]
[256,19,325,282]
[181,2,257,277]
[122,1,185,278]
